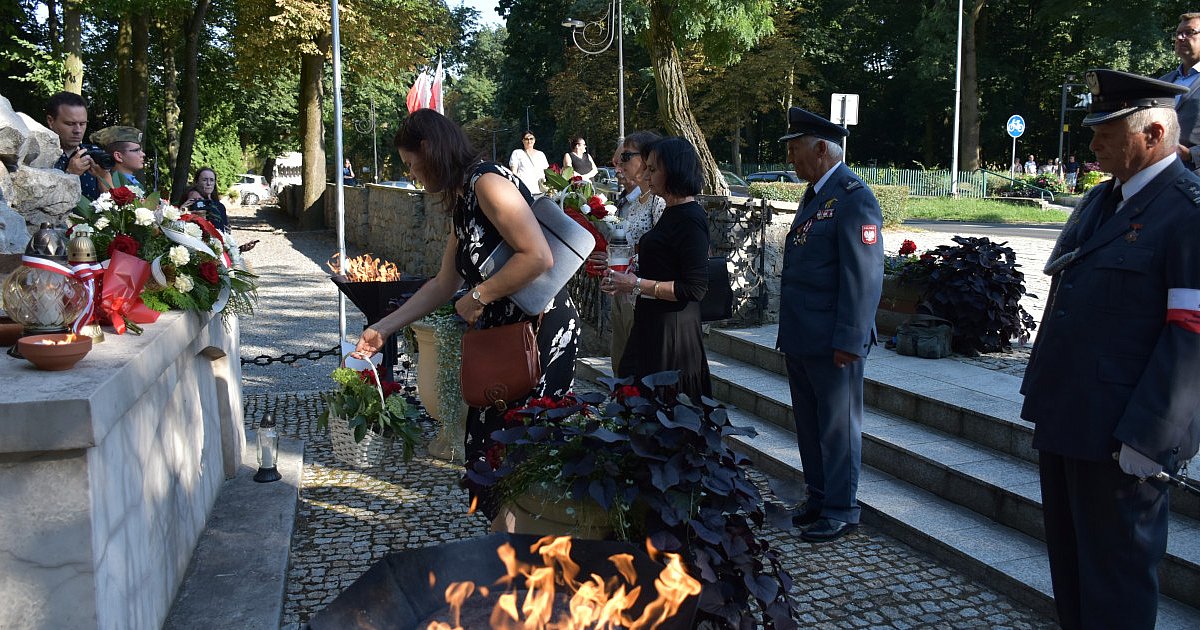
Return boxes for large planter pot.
[491,483,613,540]
[411,319,467,463]
[876,275,928,338]
[328,415,393,469]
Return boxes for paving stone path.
[231,202,1055,627]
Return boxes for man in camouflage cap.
[91,125,145,191]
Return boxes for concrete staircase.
[576,323,1200,628]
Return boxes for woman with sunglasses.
[602,137,711,401]
[563,136,599,180]
[508,130,548,195]
[598,130,664,371]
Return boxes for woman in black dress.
[602,137,711,400]
[354,110,579,517]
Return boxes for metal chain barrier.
[241,346,340,366]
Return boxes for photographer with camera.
[91,125,146,190]
[46,92,107,201]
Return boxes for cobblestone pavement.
[249,383,1053,629]
[234,204,1053,627]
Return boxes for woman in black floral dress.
[354,110,578,517]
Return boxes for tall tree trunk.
[62,0,83,93]
[133,12,150,132]
[298,37,329,229]
[170,0,211,203]
[47,0,60,55]
[161,22,180,177]
[958,0,984,171]
[645,0,728,195]
[117,13,134,125]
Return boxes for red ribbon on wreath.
[99,250,161,335]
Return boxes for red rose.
[199,261,219,284]
[110,186,136,206]
[899,239,917,256]
[617,385,641,400]
[107,234,140,258]
[571,175,583,183]
[590,205,608,220]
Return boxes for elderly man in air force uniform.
[777,107,884,544]
[1021,69,1200,629]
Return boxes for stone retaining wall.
[318,185,798,325]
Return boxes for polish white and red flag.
[431,59,445,114]
[1167,288,1200,333]
[406,70,432,113]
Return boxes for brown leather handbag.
[460,317,542,411]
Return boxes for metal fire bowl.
[305,532,700,630]
[330,275,427,324]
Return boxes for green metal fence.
[724,163,1014,199]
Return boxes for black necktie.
[1097,182,1123,227]
[801,184,815,208]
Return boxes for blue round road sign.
[1006,115,1025,138]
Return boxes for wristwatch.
[630,277,642,299]
[471,288,486,305]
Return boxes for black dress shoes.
[791,503,821,528]
[800,517,857,543]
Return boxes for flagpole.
[331,0,347,345]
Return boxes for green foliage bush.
[1077,170,1106,192]
[749,181,908,227]
[873,184,909,227]
[748,181,805,202]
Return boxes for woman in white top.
[508,130,549,194]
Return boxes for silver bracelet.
[630,276,642,298]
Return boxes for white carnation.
[174,274,194,292]
[93,196,113,213]
[94,216,110,230]
[168,245,190,266]
[134,207,156,226]
[183,223,203,239]
[162,206,181,221]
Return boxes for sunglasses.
[523,136,535,141]
[620,151,638,163]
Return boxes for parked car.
[378,178,418,190]
[746,170,803,184]
[233,174,273,206]
[593,166,619,196]
[722,170,749,197]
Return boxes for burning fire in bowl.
[17,333,93,371]
[307,533,702,630]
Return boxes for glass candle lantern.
[2,224,88,337]
[254,411,282,483]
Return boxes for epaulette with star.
[844,179,862,192]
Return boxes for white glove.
[1118,443,1163,480]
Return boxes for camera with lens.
[80,143,115,170]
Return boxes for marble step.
[575,356,1200,622]
[705,324,1200,523]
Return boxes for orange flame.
[440,536,701,629]
[327,253,402,282]
[39,333,80,345]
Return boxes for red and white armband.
[1167,288,1200,333]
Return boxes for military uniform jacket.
[1160,68,1200,166]
[777,162,884,357]
[1021,158,1200,468]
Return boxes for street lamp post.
[562,0,624,142]
[353,95,379,183]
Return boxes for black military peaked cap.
[779,107,849,142]
[1082,69,1188,126]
